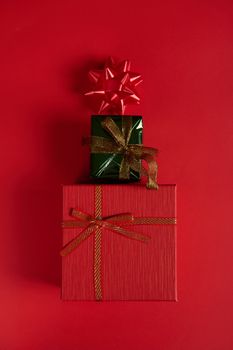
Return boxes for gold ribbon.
[61,185,176,301]
[61,210,150,257]
[91,117,158,189]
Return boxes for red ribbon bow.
[85,56,142,115]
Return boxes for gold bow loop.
[61,208,150,257]
[91,117,158,189]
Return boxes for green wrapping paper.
[91,115,143,182]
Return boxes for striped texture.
[62,184,177,301]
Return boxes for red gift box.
[61,184,177,301]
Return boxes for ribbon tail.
[60,224,96,257]
[107,224,150,242]
[129,146,158,189]
[119,156,131,179]
[128,156,141,173]
[141,153,158,189]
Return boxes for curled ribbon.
[91,116,158,189]
[61,209,150,257]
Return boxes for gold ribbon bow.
[91,116,158,189]
[61,209,150,257]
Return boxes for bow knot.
[89,217,110,229]
[120,144,135,158]
[61,209,150,257]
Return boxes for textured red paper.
[62,184,176,301]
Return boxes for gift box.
[90,115,143,182]
[61,184,177,301]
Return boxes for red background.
[1,0,233,349]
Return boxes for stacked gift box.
[61,57,177,301]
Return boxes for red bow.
[85,56,142,115]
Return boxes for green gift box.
[90,115,143,182]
